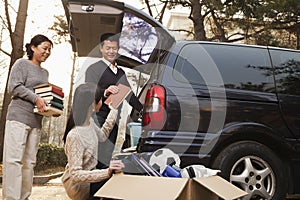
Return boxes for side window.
[173,50,205,85]
[173,45,207,85]
[174,43,275,93]
[269,49,300,95]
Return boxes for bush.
[35,143,67,172]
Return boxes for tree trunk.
[144,0,153,17]
[0,0,29,162]
[158,1,168,24]
[66,52,76,119]
[190,0,206,41]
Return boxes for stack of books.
[33,83,64,117]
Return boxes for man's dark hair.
[100,33,119,46]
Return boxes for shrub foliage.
[35,143,67,172]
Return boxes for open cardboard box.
[95,173,248,200]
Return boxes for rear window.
[173,43,275,92]
[119,12,158,64]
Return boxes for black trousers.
[95,113,119,169]
[88,178,109,200]
[97,124,118,168]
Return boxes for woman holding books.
[62,83,124,200]
[2,34,53,200]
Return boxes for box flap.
[193,176,248,199]
[95,173,188,200]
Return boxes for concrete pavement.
[0,176,71,200]
[1,175,300,199]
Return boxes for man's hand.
[105,85,119,96]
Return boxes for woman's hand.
[35,96,48,112]
[108,160,125,176]
[108,102,114,110]
[95,99,102,113]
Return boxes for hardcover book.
[35,86,63,95]
[48,101,64,109]
[35,87,64,98]
[43,96,63,105]
[33,83,62,91]
[104,83,131,109]
[38,91,64,99]
[33,106,63,117]
[34,83,64,98]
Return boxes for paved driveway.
[0,177,71,200]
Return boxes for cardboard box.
[95,173,247,200]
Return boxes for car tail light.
[142,85,166,130]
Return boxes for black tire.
[212,141,287,200]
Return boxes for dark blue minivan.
[65,1,300,199]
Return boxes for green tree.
[141,0,299,49]
[265,0,300,49]
[153,0,246,41]
[0,0,29,161]
[224,0,300,48]
[140,0,170,23]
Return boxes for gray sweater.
[6,58,49,128]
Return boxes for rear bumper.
[137,130,220,167]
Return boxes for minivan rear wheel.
[212,141,287,200]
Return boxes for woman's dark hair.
[73,83,97,126]
[25,34,53,60]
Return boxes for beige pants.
[2,120,41,200]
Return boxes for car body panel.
[136,41,300,196]
[268,48,300,139]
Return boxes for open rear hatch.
[62,0,175,72]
